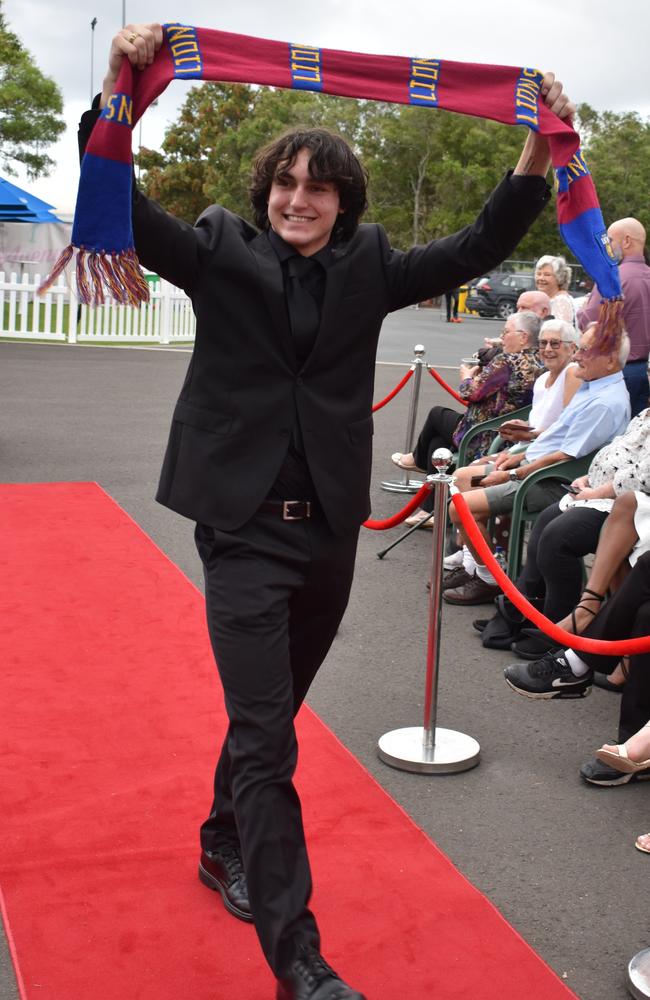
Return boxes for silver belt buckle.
[283,501,310,520]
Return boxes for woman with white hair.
[453,318,580,477]
[535,254,577,327]
[496,318,581,447]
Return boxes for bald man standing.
[578,217,650,416]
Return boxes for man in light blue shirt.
[444,322,631,604]
[524,367,630,464]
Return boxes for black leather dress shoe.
[198,845,253,922]
[510,628,558,660]
[276,946,366,999]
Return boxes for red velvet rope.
[363,483,431,530]
[372,367,414,412]
[451,491,650,655]
[427,366,468,407]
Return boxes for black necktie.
[286,255,321,366]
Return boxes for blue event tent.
[0,176,63,223]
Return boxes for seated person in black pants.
[503,551,650,788]
[392,310,542,526]
[478,408,650,651]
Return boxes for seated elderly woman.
[453,319,581,493]
[478,404,649,658]
[391,310,542,527]
[443,325,631,605]
[534,254,577,327]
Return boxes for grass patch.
[2,300,72,335]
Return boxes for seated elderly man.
[517,289,551,318]
[443,323,631,605]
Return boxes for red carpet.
[0,483,577,999]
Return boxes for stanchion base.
[380,478,425,494]
[627,948,650,999]
[378,726,480,774]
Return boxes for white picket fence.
[0,270,196,344]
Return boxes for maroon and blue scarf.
[40,24,623,341]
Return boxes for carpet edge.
[0,885,28,1000]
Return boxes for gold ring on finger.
[127,31,138,43]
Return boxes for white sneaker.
[443,549,464,569]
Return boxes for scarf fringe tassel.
[37,245,150,307]
[594,297,625,356]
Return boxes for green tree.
[139,82,650,270]
[577,102,650,234]
[360,104,561,258]
[0,2,65,177]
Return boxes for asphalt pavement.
[1,309,646,1000]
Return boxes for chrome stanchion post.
[378,448,480,774]
[381,344,426,494]
[628,949,650,999]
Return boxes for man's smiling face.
[267,147,343,257]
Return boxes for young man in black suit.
[86,23,574,1000]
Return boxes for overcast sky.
[5,0,649,213]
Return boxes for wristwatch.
[508,469,519,482]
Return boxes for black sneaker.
[504,650,592,699]
[580,756,650,786]
[472,618,489,633]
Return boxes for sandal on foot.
[593,672,625,693]
[405,509,434,528]
[570,588,605,633]
[391,452,423,472]
[635,833,650,854]
[596,742,650,774]
[593,658,629,693]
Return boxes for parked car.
[465,271,535,318]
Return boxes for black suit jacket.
[129,176,548,534]
[78,109,548,536]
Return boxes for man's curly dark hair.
[250,126,368,244]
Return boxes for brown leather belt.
[258,500,312,520]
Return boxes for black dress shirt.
[266,229,333,502]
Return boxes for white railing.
[0,271,196,344]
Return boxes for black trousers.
[576,551,650,742]
[516,501,609,621]
[195,510,359,977]
[444,289,459,321]
[413,406,462,513]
